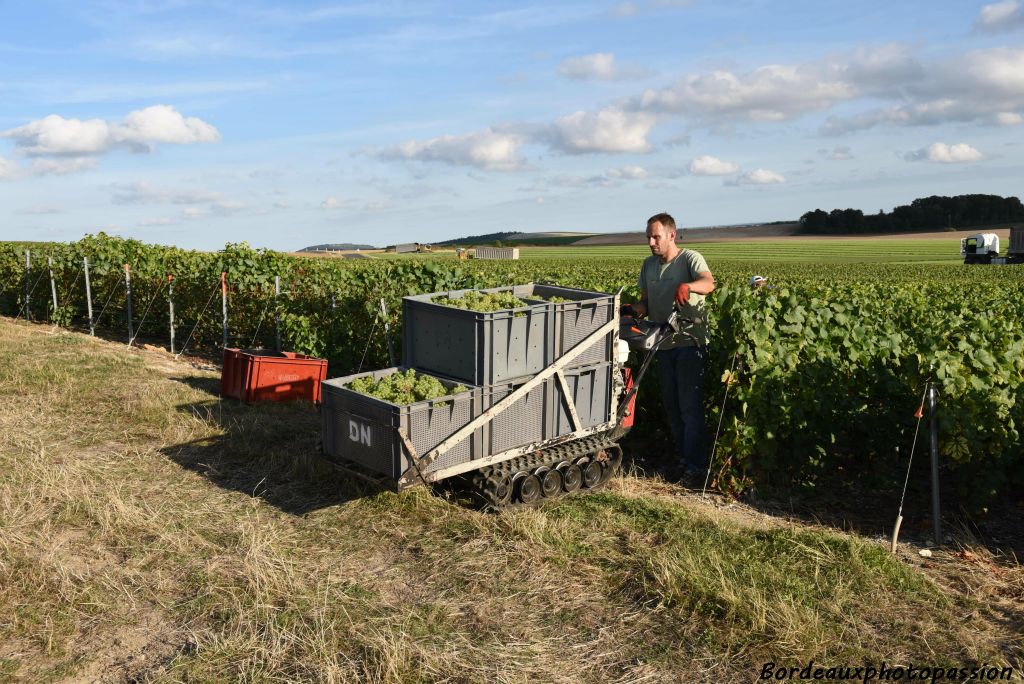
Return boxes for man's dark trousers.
[656,345,708,474]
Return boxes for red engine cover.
[620,367,637,429]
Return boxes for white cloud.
[321,197,354,209]
[0,156,20,179]
[821,47,1024,134]
[137,217,178,227]
[902,142,984,163]
[179,201,241,219]
[689,155,740,176]
[0,105,219,160]
[548,173,615,189]
[375,128,523,170]
[212,200,246,214]
[547,107,655,154]
[557,52,639,81]
[723,168,786,186]
[995,112,1024,125]
[638,62,856,122]
[3,115,111,156]
[31,157,99,175]
[826,146,853,160]
[622,44,1024,135]
[976,0,1024,32]
[17,205,62,215]
[114,105,220,149]
[736,168,786,184]
[111,182,222,205]
[606,165,648,179]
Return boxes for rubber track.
[469,431,621,509]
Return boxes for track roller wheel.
[559,463,582,493]
[539,468,562,498]
[515,473,541,504]
[490,472,513,506]
[582,461,603,488]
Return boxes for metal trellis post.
[221,272,228,348]
[928,384,942,545]
[84,257,94,335]
[124,264,134,345]
[48,257,58,321]
[274,276,281,351]
[168,275,175,354]
[380,299,396,366]
[24,250,31,321]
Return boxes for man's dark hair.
[646,212,676,232]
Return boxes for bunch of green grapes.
[348,369,467,405]
[538,295,572,303]
[432,290,528,312]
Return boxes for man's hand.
[675,283,691,306]
[624,301,648,318]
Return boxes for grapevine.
[348,369,467,405]
[431,290,528,312]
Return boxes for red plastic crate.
[220,348,328,404]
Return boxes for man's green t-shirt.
[637,249,710,348]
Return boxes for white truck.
[961,226,1024,264]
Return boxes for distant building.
[474,246,520,260]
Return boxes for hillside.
[0,318,1020,681]
[576,222,802,245]
[300,243,376,251]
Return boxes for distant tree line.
[799,194,1024,234]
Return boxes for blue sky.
[3,0,1024,250]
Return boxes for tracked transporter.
[319,283,690,507]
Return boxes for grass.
[0,318,1020,681]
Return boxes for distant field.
[516,239,963,263]
[371,238,964,264]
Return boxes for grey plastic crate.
[479,376,554,456]
[403,283,615,385]
[477,361,615,458]
[320,368,483,480]
[552,362,615,437]
[531,284,616,369]
[402,284,554,385]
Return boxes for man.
[627,213,715,483]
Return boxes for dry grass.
[0,318,1020,682]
